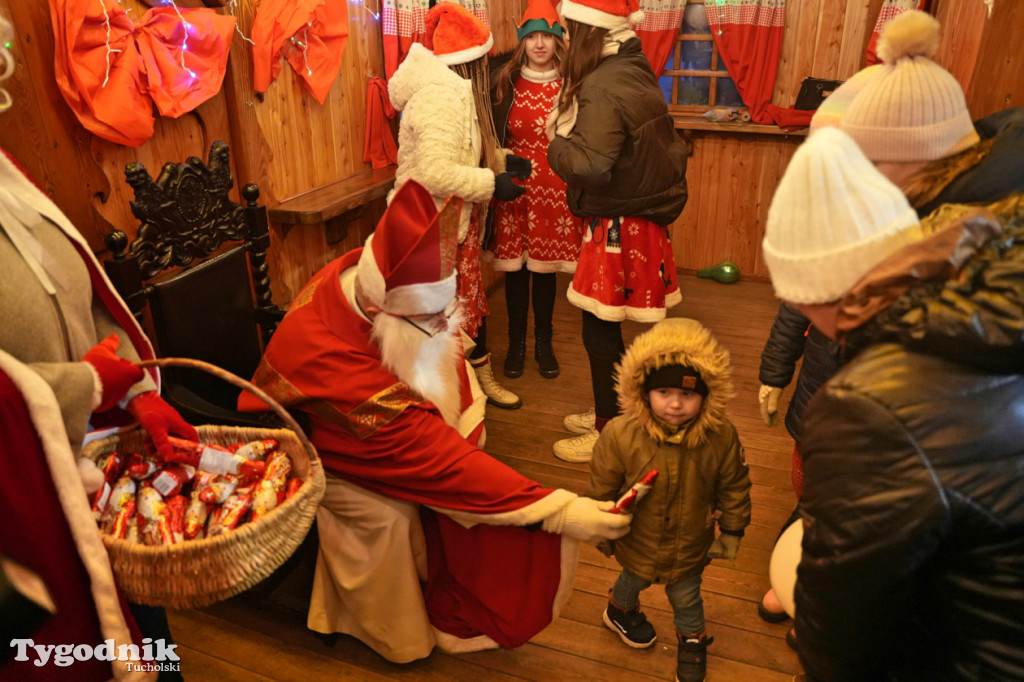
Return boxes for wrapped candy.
[184,488,210,541]
[207,486,253,537]
[609,470,660,514]
[159,436,266,480]
[125,514,140,544]
[101,474,136,531]
[250,452,291,522]
[151,462,196,497]
[232,439,278,461]
[198,474,239,505]
[90,452,124,515]
[284,477,303,501]
[165,494,188,544]
[108,496,136,540]
[137,484,176,546]
[124,452,159,480]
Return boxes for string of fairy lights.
[94,0,383,91]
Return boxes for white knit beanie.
[808,64,884,134]
[763,128,924,305]
[839,10,979,163]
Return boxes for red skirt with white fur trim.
[567,216,681,323]
[456,209,489,337]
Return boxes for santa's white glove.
[542,497,632,544]
[758,384,783,427]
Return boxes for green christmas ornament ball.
[697,261,740,284]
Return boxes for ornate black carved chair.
[103,140,286,429]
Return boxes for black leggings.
[505,267,556,339]
[582,310,625,419]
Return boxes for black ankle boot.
[535,331,559,378]
[503,336,526,378]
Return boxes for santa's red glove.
[126,391,198,461]
[82,334,145,412]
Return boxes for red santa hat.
[356,180,462,316]
[560,0,644,29]
[424,1,494,65]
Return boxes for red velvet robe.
[239,249,575,648]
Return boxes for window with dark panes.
[659,1,745,113]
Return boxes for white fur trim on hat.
[763,128,924,305]
[356,235,458,316]
[434,34,494,65]
[561,0,630,30]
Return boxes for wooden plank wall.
[0,0,235,252]
[0,0,1020,302]
[670,0,882,282]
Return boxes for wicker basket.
[82,357,325,609]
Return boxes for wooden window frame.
[662,0,806,137]
[661,1,740,114]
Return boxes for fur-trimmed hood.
[615,318,733,447]
[388,42,470,112]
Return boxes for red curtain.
[635,0,687,77]
[382,0,490,79]
[705,0,811,129]
[865,0,929,66]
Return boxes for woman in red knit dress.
[489,0,583,380]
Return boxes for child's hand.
[708,533,741,563]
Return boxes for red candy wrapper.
[609,470,659,514]
[101,474,137,530]
[250,452,292,522]
[207,486,253,537]
[109,496,136,540]
[232,439,278,461]
[160,436,266,479]
[151,463,196,497]
[90,453,124,515]
[284,477,303,501]
[198,474,239,505]
[184,488,210,541]
[124,452,159,480]
[137,484,176,546]
[165,494,188,544]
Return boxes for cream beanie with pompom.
[763,128,923,305]
[840,10,979,162]
[809,64,884,134]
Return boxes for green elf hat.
[516,0,565,40]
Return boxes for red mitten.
[126,392,199,461]
[82,334,145,412]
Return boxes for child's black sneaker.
[602,602,657,648]
[676,634,714,682]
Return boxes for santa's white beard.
[370,308,464,428]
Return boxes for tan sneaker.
[552,430,598,462]
[563,407,596,434]
[471,354,522,409]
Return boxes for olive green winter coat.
[586,318,751,584]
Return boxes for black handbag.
[795,77,845,110]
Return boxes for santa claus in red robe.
[239,179,630,662]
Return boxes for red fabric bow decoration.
[49,0,236,148]
[251,0,350,105]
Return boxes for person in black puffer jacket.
[757,304,842,493]
[764,126,1024,682]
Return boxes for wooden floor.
[166,273,801,681]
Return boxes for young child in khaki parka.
[586,318,751,682]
